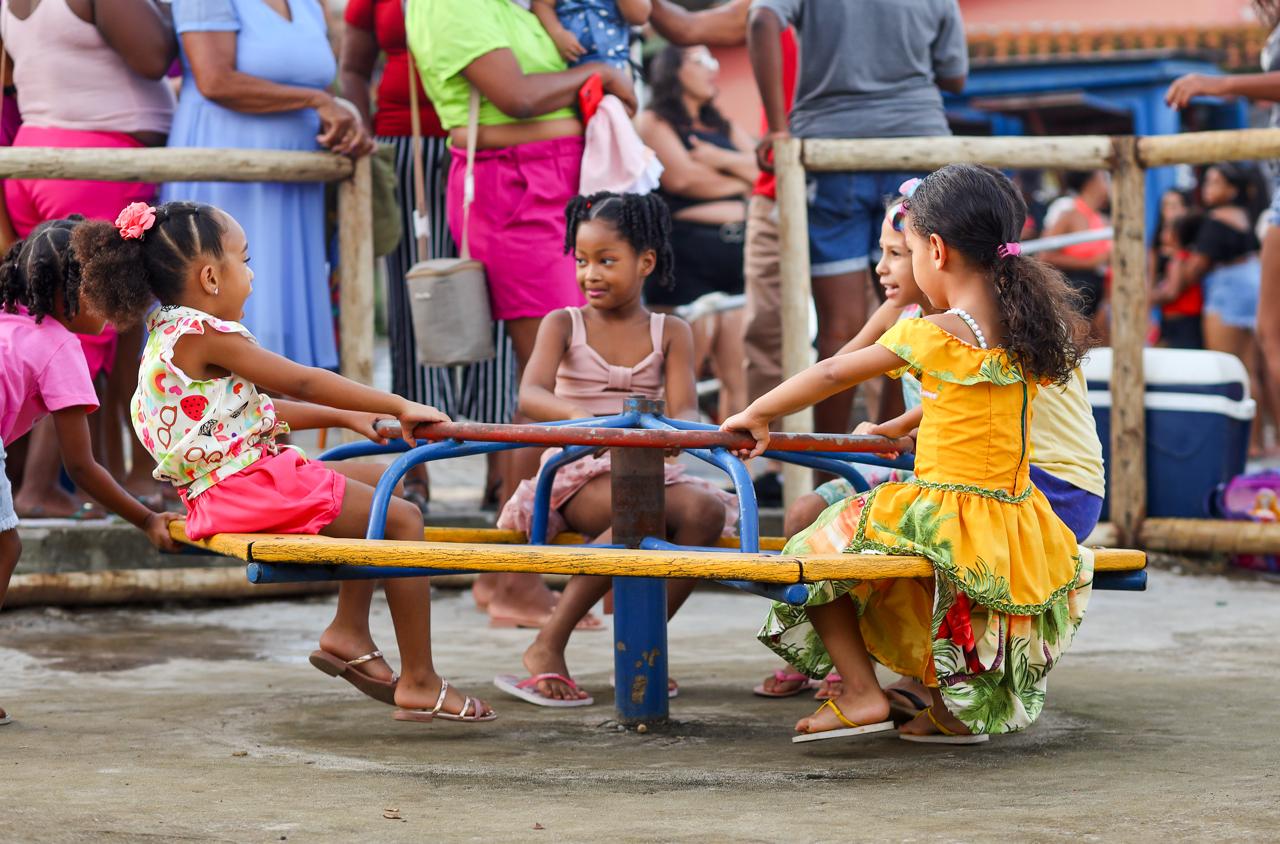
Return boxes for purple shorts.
[1029,465,1103,543]
[448,135,587,321]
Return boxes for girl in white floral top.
[72,201,496,725]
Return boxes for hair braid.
[563,191,675,288]
[0,217,86,324]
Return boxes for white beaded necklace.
[946,307,988,350]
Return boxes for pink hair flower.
[115,202,157,241]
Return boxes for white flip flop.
[898,706,989,744]
[493,673,595,708]
[792,699,895,744]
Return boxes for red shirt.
[753,28,798,201]
[344,0,445,138]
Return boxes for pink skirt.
[497,449,739,540]
[181,449,346,541]
[448,136,586,321]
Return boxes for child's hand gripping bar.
[372,419,914,455]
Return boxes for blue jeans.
[806,170,921,277]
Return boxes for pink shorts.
[448,136,586,321]
[5,126,160,378]
[181,449,347,542]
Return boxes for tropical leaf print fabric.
[132,305,288,497]
[759,318,1094,735]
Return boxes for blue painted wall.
[947,56,1249,236]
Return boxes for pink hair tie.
[997,242,1022,259]
[115,202,157,241]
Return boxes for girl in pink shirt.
[0,216,181,727]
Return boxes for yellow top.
[1028,368,1106,499]
[840,317,1084,613]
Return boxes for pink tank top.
[1,0,175,135]
[555,308,666,416]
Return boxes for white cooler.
[1083,348,1255,519]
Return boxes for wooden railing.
[0,147,374,386]
[773,128,1280,547]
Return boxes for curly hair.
[1255,0,1280,28]
[646,44,731,143]
[907,164,1089,385]
[0,216,86,324]
[564,192,675,288]
[72,201,227,326]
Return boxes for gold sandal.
[394,677,497,724]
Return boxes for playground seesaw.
[172,396,1146,724]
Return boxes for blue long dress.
[164,0,338,369]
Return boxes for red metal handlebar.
[379,420,910,454]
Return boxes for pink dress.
[497,308,738,539]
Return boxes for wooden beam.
[337,156,375,386]
[3,568,333,609]
[1138,128,1280,168]
[1108,137,1148,547]
[0,146,353,183]
[1140,518,1280,555]
[774,136,815,509]
[802,135,1113,172]
[421,527,788,551]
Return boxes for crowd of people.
[0,0,1276,739]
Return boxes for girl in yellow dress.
[722,164,1094,744]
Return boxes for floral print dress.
[762,318,1094,735]
[132,305,288,497]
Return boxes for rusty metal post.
[611,396,669,725]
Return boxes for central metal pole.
[611,396,669,725]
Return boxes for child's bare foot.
[898,700,972,737]
[795,687,890,735]
[317,627,396,684]
[472,574,498,610]
[484,573,558,627]
[395,673,494,719]
[755,667,813,697]
[520,640,590,702]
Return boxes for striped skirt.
[378,134,517,423]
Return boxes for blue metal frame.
[303,408,1145,723]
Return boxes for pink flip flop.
[753,670,817,698]
[814,672,843,700]
[493,673,595,707]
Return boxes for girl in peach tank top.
[494,192,737,707]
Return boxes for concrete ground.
[2,569,1279,842]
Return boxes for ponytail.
[0,216,86,323]
[72,201,226,326]
[992,254,1088,385]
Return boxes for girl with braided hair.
[493,191,737,707]
[71,200,496,725]
[0,217,181,726]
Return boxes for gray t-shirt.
[751,0,968,139]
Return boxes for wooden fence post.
[1109,137,1147,546]
[337,156,374,387]
[774,137,815,508]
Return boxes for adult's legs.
[13,419,93,518]
[811,270,868,433]
[476,315,559,624]
[711,308,748,420]
[1203,313,1265,454]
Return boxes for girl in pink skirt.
[73,200,496,726]
[494,192,737,707]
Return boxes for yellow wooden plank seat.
[172,523,1144,583]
